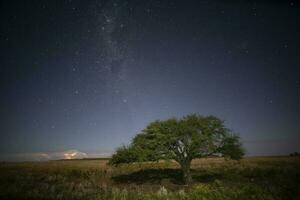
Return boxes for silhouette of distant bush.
[289,152,300,157]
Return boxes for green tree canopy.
[109,114,244,184]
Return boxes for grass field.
[0,156,299,200]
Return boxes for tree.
[109,114,244,185]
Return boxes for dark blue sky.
[1,0,299,160]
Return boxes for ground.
[0,156,299,199]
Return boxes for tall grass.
[0,157,299,199]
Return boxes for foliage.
[108,146,140,165]
[109,114,244,184]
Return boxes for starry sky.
[1,0,299,160]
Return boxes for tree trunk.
[180,160,192,185]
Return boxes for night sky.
[1,0,299,161]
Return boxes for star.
[37,98,43,103]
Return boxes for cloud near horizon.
[0,150,112,162]
[1,136,299,162]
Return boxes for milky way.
[0,0,299,160]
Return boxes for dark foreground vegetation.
[0,157,299,200]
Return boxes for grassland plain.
[0,156,299,200]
